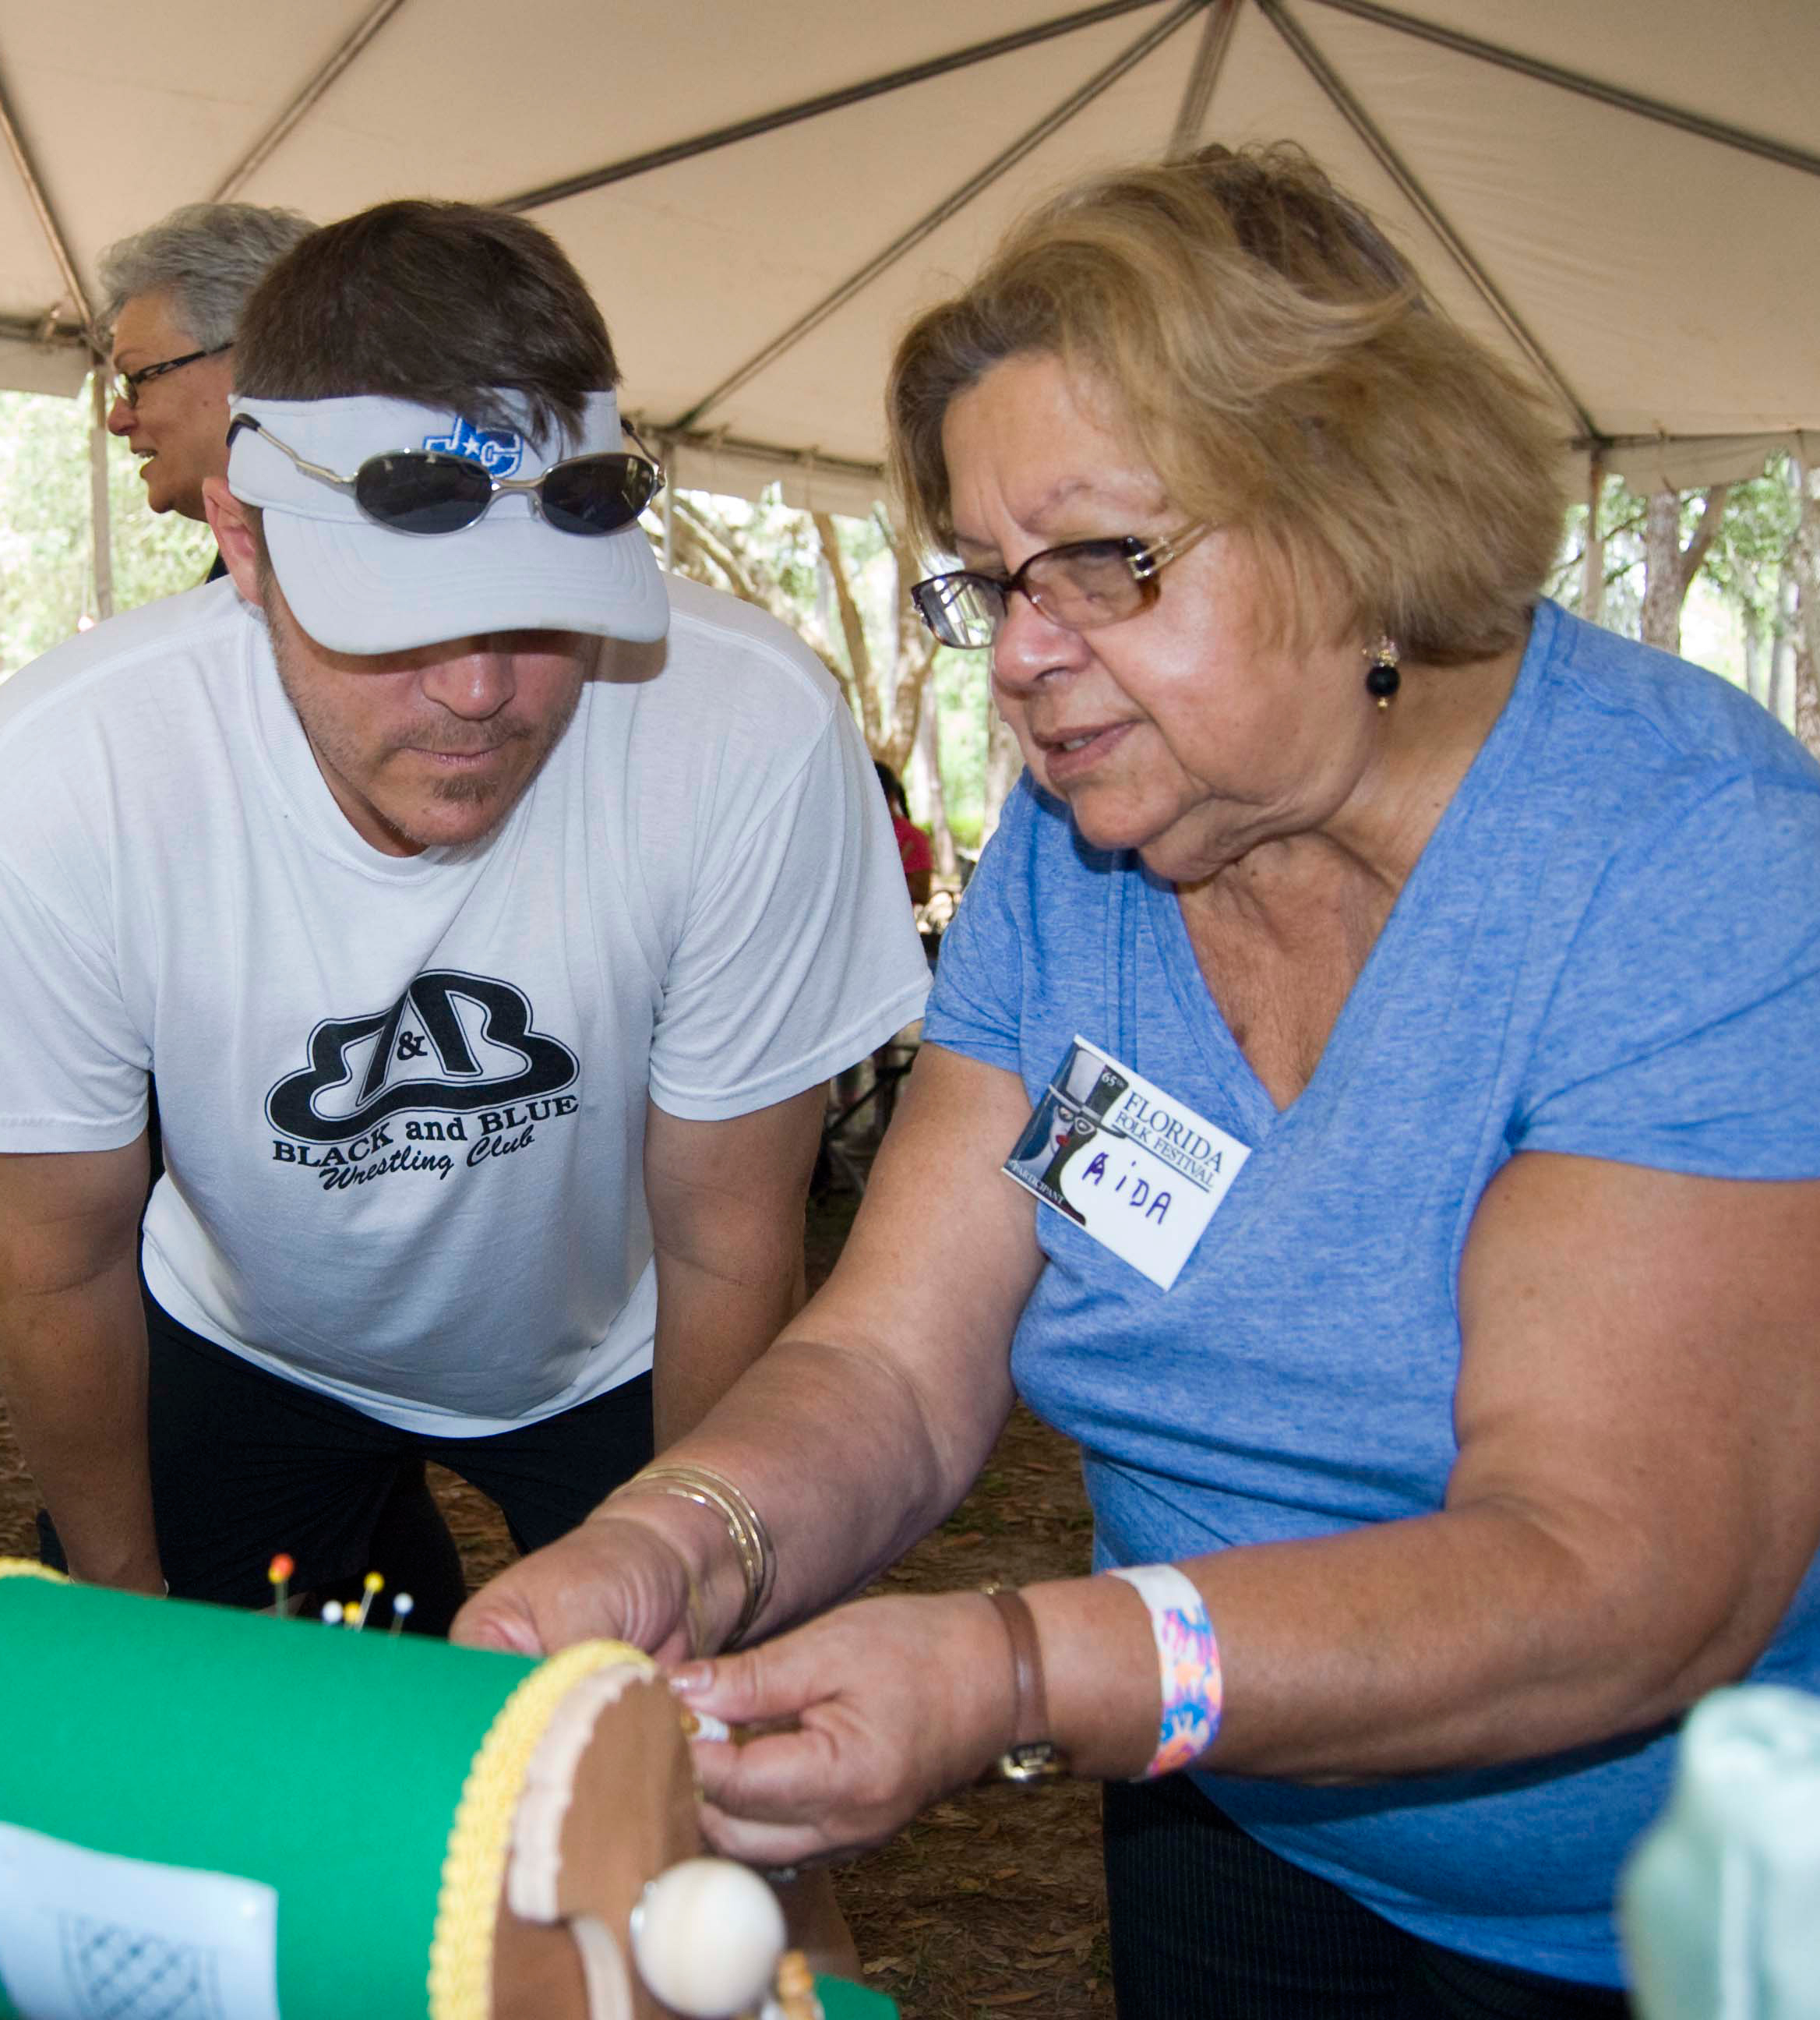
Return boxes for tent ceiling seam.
[636,419,884,485]
[1258,0,1600,441]
[663,0,1212,437]
[1301,0,1820,182]
[1578,430,1814,453]
[495,0,1173,214]
[0,312,83,345]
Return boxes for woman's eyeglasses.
[110,344,233,409]
[912,524,1208,651]
[225,415,664,538]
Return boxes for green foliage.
[1551,455,1801,650]
[934,648,989,846]
[0,383,216,680]
[1696,465,1801,631]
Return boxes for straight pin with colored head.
[352,1571,384,1630]
[320,1601,344,1626]
[267,1554,294,1619]
[388,1592,414,1637]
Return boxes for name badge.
[1003,1035,1250,1290]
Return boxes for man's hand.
[673,1592,1017,1869]
[450,1511,700,1662]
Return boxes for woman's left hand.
[672,1591,1017,1868]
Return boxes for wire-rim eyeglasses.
[911,524,1209,651]
[109,343,234,410]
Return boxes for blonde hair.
[887,143,1566,664]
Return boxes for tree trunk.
[1741,619,1765,708]
[981,699,1021,846]
[672,496,764,605]
[1770,570,1797,732]
[913,682,957,875]
[1795,652,1820,758]
[812,511,883,754]
[1640,485,1728,655]
[1639,493,1680,648]
[1790,457,1820,760]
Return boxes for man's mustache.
[397,722,535,756]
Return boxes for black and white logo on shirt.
[266,969,579,1144]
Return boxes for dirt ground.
[0,1185,1112,2018]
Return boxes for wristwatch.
[978,1584,1071,1785]
[989,1739,1070,1785]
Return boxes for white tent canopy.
[1,0,1816,515]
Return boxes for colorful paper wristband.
[1109,1562,1222,1778]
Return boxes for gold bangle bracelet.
[615,1464,776,1649]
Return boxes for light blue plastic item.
[1620,1684,1820,2018]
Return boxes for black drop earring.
[1365,634,1401,709]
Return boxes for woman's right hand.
[675,1591,1018,1869]
[450,1510,700,1662]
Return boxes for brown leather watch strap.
[982,1585,1049,1746]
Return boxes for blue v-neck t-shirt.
[921,600,1820,1983]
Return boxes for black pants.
[1103,1776,1632,2019]
[40,1286,653,1635]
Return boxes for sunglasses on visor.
[225,414,664,537]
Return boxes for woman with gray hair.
[457,145,1820,2016]
[101,201,315,522]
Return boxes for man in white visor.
[0,200,930,1635]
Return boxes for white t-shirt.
[0,574,929,1433]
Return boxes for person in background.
[96,208,321,1235]
[875,759,933,905]
[452,145,1820,2017]
[101,202,317,543]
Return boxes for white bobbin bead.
[630,1856,787,2017]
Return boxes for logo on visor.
[421,418,524,476]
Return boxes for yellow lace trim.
[427,1639,655,2020]
[0,1559,66,1584]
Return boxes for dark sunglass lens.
[356,453,492,534]
[540,455,658,536]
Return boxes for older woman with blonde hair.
[457,145,1820,2015]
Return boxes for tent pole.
[668,0,1206,435]
[89,367,115,624]
[496,1,1166,214]
[0,61,99,344]
[1580,457,1605,628]
[1254,0,1596,441]
[1169,0,1239,157]
[210,0,408,202]
[1302,0,1820,182]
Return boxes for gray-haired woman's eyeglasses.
[110,344,233,409]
